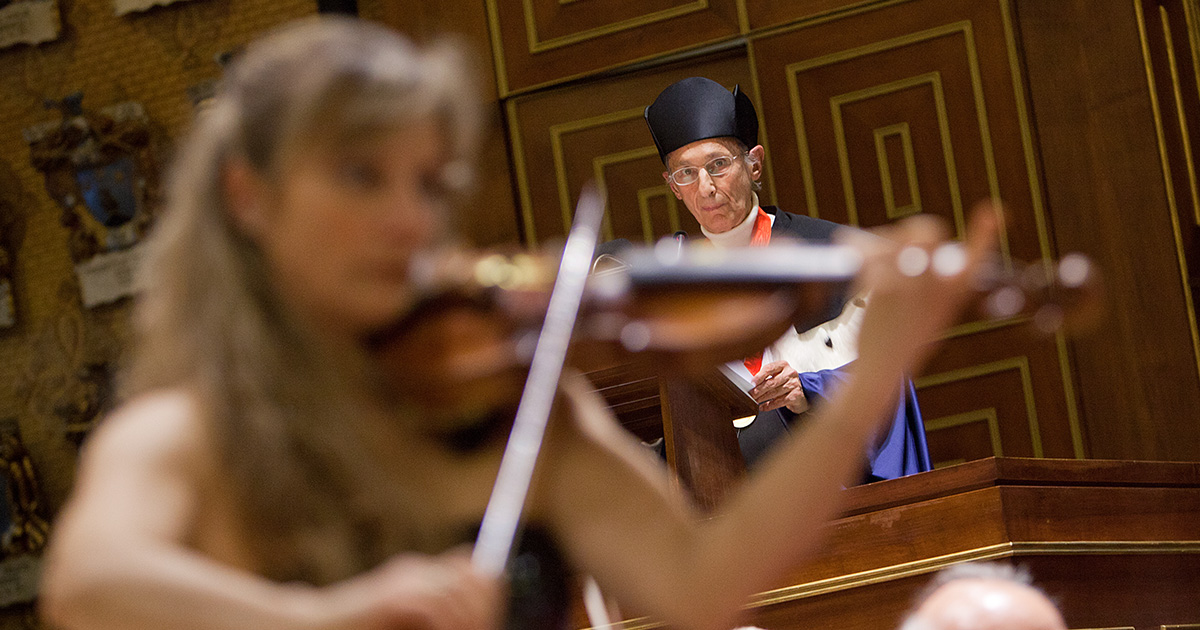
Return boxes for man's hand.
[748,361,809,414]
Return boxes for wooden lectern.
[573,456,1200,630]
[585,361,756,510]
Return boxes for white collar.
[703,193,767,249]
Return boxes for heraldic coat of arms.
[24,92,160,307]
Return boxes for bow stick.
[472,185,606,576]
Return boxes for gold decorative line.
[747,39,780,207]
[502,0,922,96]
[748,0,915,42]
[785,64,820,217]
[914,356,1043,457]
[874,122,922,219]
[1055,333,1086,458]
[923,407,1003,456]
[522,0,709,54]
[1162,625,1200,630]
[747,541,1200,609]
[943,314,1028,339]
[1135,0,1200,393]
[960,19,1012,266]
[494,32,749,98]
[736,0,750,34]
[999,0,1085,457]
[507,99,539,248]
[484,0,510,98]
[782,21,1004,262]
[549,107,647,236]
[933,457,967,469]
[1185,0,1200,167]
[584,541,1200,629]
[1161,6,1200,225]
[592,146,661,242]
[828,72,961,231]
[637,187,682,244]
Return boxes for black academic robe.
[735,208,931,482]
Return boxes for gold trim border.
[588,541,1200,630]
[829,72,958,230]
[637,186,683,244]
[522,0,710,54]
[915,356,1043,457]
[547,107,647,238]
[875,122,923,220]
[1135,0,1200,401]
[780,20,1011,265]
[491,0,917,98]
[593,146,661,241]
[506,99,539,247]
[924,407,1004,457]
[997,0,1086,459]
[1159,6,1200,226]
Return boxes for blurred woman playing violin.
[39,16,997,630]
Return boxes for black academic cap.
[644,77,759,163]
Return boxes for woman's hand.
[333,549,503,630]
[842,202,1000,383]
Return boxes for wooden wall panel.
[488,0,1200,463]
[507,53,760,247]
[1017,0,1200,461]
[743,0,900,32]
[750,0,1083,463]
[487,0,743,95]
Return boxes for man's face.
[664,137,764,234]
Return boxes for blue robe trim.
[797,368,931,482]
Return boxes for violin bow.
[472,184,606,577]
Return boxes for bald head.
[900,564,1066,630]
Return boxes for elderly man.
[899,563,1067,630]
[643,76,929,478]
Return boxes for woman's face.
[250,121,450,338]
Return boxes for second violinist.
[40,17,998,630]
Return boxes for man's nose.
[696,169,717,195]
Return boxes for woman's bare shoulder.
[81,388,209,470]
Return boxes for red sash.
[742,207,773,376]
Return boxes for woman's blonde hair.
[124,17,481,583]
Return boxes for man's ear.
[223,159,271,238]
[748,145,765,181]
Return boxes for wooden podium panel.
[584,361,754,511]
[581,458,1200,630]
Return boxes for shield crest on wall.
[74,156,140,229]
[25,96,161,306]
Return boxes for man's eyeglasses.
[667,154,745,186]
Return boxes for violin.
[370,230,1101,396]
[364,187,1103,577]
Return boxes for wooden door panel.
[487,0,742,95]
[743,0,899,32]
[507,54,758,247]
[751,0,1082,463]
